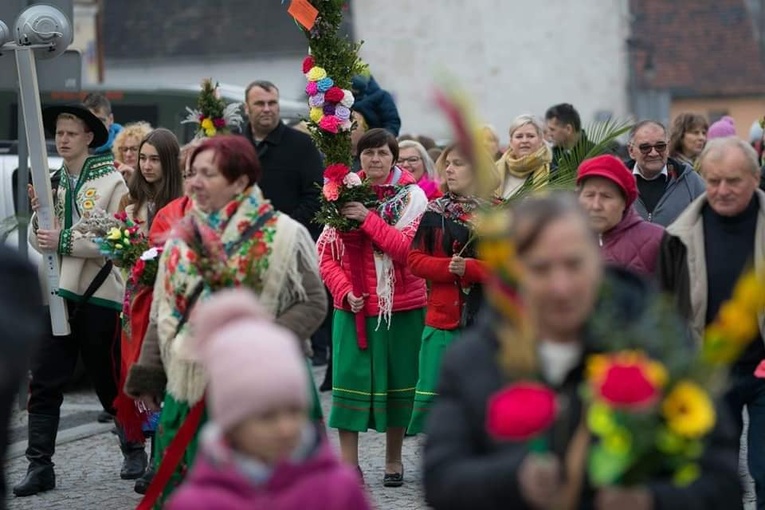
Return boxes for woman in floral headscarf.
[125,135,327,508]
[406,143,498,435]
[318,128,428,487]
[496,114,553,199]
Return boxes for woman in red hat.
[577,155,665,276]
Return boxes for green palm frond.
[507,119,633,203]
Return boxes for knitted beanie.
[708,116,737,139]
[577,155,638,207]
[189,289,308,432]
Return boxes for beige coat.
[30,154,128,310]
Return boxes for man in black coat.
[240,80,324,240]
[0,246,45,508]
[240,80,329,364]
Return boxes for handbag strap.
[136,398,205,510]
[69,260,113,320]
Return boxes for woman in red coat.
[407,144,495,434]
[577,155,664,276]
[317,129,428,487]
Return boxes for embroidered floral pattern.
[162,190,279,337]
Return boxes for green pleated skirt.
[407,326,458,435]
[151,358,323,508]
[329,308,425,433]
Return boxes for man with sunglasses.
[626,120,706,226]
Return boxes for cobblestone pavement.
[4,366,428,510]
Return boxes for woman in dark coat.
[577,155,664,277]
[423,192,742,510]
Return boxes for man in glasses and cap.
[13,104,142,498]
[626,120,706,226]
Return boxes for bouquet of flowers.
[303,57,355,134]
[182,78,243,138]
[128,246,164,288]
[174,213,238,290]
[94,211,149,268]
[583,267,765,488]
[314,163,377,232]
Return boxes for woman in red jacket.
[317,128,428,487]
[407,144,494,434]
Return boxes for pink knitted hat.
[189,289,309,432]
[707,116,737,139]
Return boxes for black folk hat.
[42,104,109,148]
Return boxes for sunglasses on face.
[635,142,668,155]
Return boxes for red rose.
[598,364,659,409]
[213,117,226,128]
[324,163,350,183]
[132,258,146,280]
[114,211,128,222]
[302,56,315,74]
[487,382,557,441]
[325,86,345,103]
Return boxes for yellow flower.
[716,301,759,343]
[84,188,96,198]
[733,271,765,314]
[200,118,214,130]
[205,127,217,137]
[306,66,327,82]
[106,227,122,241]
[478,239,516,270]
[309,107,323,123]
[587,402,616,436]
[82,199,95,210]
[662,381,716,439]
[673,463,701,487]
[602,427,632,456]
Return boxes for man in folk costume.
[13,105,141,498]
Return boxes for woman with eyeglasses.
[113,121,153,183]
[398,140,443,201]
[625,120,706,227]
[496,115,553,199]
[124,135,327,507]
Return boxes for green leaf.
[507,119,634,203]
[589,444,632,487]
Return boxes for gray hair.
[628,120,667,143]
[508,114,545,140]
[398,140,437,179]
[699,136,760,176]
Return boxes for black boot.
[320,355,332,392]
[13,414,58,497]
[116,425,148,480]
[134,434,155,494]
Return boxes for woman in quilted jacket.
[577,155,664,276]
[317,128,428,487]
[406,144,497,435]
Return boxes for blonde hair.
[507,114,545,141]
[112,121,153,163]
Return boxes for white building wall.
[353,0,631,143]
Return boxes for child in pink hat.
[166,289,371,510]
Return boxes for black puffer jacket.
[423,267,742,510]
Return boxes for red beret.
[576,155,638,207]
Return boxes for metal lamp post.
[1,4,74,336]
